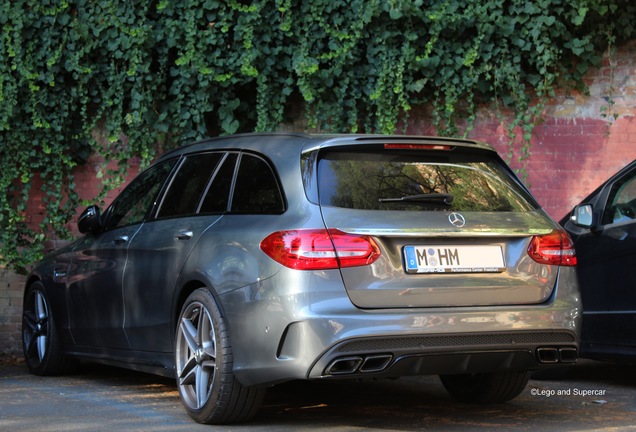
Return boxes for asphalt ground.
[1,356,635,431]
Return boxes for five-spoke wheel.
[22,281,76,375]
[175,288,265,424]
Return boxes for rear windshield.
[317,148,537,212]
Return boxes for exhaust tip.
[537,347,578,364]
[537,347,559,363]
[558,347,578,363]
[360,355,392,373]
[325,356,363,375]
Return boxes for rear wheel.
[22,281,77,375]
[440,370,531,403]
[175,288,265,424]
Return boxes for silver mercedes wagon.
[22,133,581,424]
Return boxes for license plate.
[403,245,505,273]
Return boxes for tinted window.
[199,153,238,214]
[104,160,177,230]
[603,171,636,224]
[231,154,284,213]
[157,153,223,218]
[317,149,536,212]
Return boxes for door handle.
[175,231,193,240]
[113,235,130,245]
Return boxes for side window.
[604,172,636,224]
[199,153,238,214]
[231,154,284,213]
[104,160,177,230]
[157,153,223,218]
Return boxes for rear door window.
[317,148,536,212]
[157,152,224,218]
[199,153,238,214]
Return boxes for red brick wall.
[406,41,636,221]
[522,116,636,220]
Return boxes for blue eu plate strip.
[404,246,417,272]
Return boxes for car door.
[122,152,234,352]
[568,165,636,350]
[66,159,177,348]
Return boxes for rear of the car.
[311,137,577,309]
[240,135,580,403]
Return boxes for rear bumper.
[224,266,581,387]
[313,330,578,379]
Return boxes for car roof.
[156,132,496,162]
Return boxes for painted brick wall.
[406,42,636,221]
[0,268,26,357]
[2,42,636,357]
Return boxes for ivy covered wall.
[2,0,636,272]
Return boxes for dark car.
[561,159,636,361]
[23,133,581,424]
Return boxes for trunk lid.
[321,207,558,308]
[311,140,565,309]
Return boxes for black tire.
[175,288,265,424]
[22,281,77,375]
[440,370,531,404]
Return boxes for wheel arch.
[24,273,45,299]
[172,279,225,345]
[23,270,70,330]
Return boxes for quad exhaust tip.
[537,347,578,364]
[325,347,577,376]
[325,354,393,375]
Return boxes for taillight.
[260,229,381,270]
[527,229,577,267]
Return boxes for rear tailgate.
[313,140,564,309]
[321,207,558,308]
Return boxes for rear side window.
[231,154,284,213]
[317,148,536,212]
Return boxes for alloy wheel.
[175,301,216,410]
[23,289,50,367]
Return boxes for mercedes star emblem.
[448,212,466,227]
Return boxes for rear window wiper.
[379,193,454,205]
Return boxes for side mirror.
[571,204,594,229]
[78,205,103,234]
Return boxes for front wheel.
[440,370,531,404]
[175,288,265,424]
[22,281,77,375]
